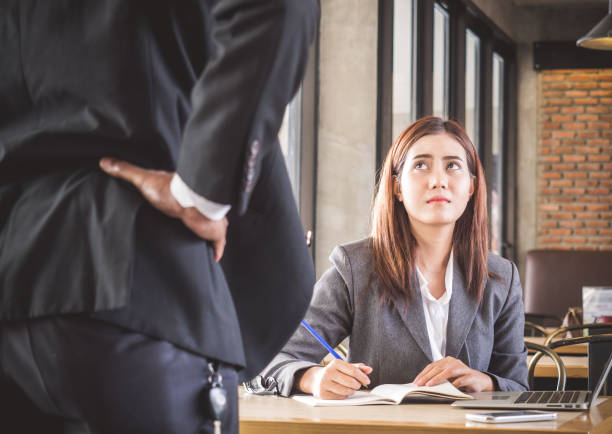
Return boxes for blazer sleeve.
[486,262,529,391]
[259,246,355,397]
[176,0,318,215]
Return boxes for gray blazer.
[261,238,528,396]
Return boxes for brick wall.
[538,69,612,250]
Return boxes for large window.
[432,2,449,119]
[490,53,505,255]
[392,0,417,139]
[465,29,480,151]
[379,0,517,260]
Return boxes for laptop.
[452,351,612,411]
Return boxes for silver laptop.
[452,351,612,411]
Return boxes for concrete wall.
[315,0,378,276]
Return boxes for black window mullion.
[417,0,434,118]
[449,1,466,124]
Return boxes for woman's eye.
[447,161,460,170]
[414,161,427,169]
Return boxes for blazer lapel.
[397,274,433,362]
[445,257,481,360]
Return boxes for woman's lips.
[427,197,450,204]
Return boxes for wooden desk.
[525,337,588,355]
[239,389,612,433]
[528,355,588,379]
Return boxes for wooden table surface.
[239,389,612,433]
[525,337,588,355]
[528,355,588,379]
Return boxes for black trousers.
[0,315,238,434]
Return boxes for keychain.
[208,362,227,434]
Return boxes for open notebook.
[292,381,474,407]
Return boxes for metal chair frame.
[525,341,567,391]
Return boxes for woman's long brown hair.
[370,116,490,308]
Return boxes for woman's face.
[396,133,474,228]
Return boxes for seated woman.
[261,116,528,399]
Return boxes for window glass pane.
[491,53,504,255]
[392,0,416,139]
[432,3,449,119]
[465,29,480,151]
[278,88,302,206]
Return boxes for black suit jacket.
[0,0,317,378]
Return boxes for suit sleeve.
[177,0,318,215]
[486,262,529,391]
[259,246,355,397]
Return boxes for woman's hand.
[413,356,494,393]
[296,359,372,400]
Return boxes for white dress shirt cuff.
[170,174,231,221]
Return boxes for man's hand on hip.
[99,157,228,262]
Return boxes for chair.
[524,249,612,320]
[525,341,566,391]
[543,324,612,392]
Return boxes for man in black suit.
[0,0,317,432]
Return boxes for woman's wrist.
[296,366,322,394]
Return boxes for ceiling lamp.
[577,0,612,50]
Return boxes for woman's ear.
[393,175,403,202]
[469,176,475,196]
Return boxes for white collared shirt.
[170,174,231,221]
[415,249,453,362]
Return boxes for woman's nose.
[428,166,448,189]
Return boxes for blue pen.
[300,320,343,359]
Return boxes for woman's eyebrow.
[412,153,464,162]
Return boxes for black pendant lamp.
[577,0,612,50]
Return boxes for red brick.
[552,146,575,154]
[552,163,575,170]
[603,180,612,186]
[550,229,573,236]
[562,204,585,211]
[589,237,612,245]
[595,75,612,81]
[541,131,552,139]
[542,139,561,146]
[589,122,611,129]
[605,131,612,138]
[544,107,561,114]
[566,237,587,244]
[600,229,612,235]
[552,115,575,122]
[568,75,592,82]
[605,163,612,170]
[587,107,609,114]
[563,122,586,130]
[541,221,558,228]
[549,98,574,106]
[541,188,561,195]
[543,122,562,130]
[587,204,610,211]
[582,196,600,203]
[588,188,610,194]
[588,155,611,162]
[542,74,566,82]
[551,179,573,187]
[542,155,561,162]
[590,172,612,179]
[566,90,588,97]
[578,131,600,139]
[553,131,576,139]
[591,90,612,97]
[577,114,599,121]
[576,83,599,90]
[603,212,612,219]
[562,107,585,114]
[587,139,610,146]
[576,146,601,153]
[543,91,564,97]
[575,229,598,236]
[577,98,601,105]
[599,195,612,202]
[564,188,586,195]
[565,171,588,179]
[602,115,612,122]
[551,196,575,203]
[550,212,574,219]
[550,83,573,90]
[540,203,560,211]
[575,180,599,187]
[601,98,612,104]
[586,220,609,228]
[564,139,586,146]
[538,236,562,244]
[601,82,612,89]
[563,155,586,162]
[578,163,601,170]
[576,212,599,219]
[560,220,584,228]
